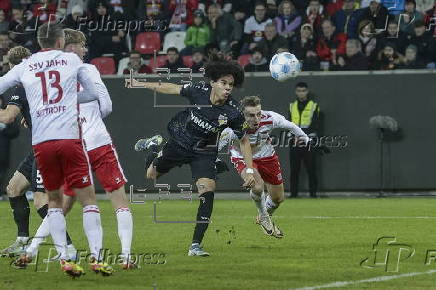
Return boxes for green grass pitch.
[1,197,436,289]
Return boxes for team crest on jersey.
[218,114,228,126]
[82,176,89,183]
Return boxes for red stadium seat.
[238,54,251,67]
[135,32,161,54]
[148,55,168,72]
[182,55,193,68]
[90,57,116,75]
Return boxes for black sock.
[9,196,30,237]
[144,144,159,170]
[37,203,72,245]
[192,191,214,244]
[37,204,48,219]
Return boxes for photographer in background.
[288,82,320,198]
[0,95,19,199]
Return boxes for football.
[269,52,301,81]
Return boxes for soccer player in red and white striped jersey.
[0,22,109,277]
[220,96,309,238]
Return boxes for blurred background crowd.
[0,0,435,75]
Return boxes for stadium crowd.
[0,0,435,74]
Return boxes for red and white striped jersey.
[78,64,113,151]
[220,110,308,160]
[0,50,94,145]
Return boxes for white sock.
[115,207,133,261]
[83,205,103,260]
[265,195,279,215]
[17,236,29,243]
[250,190,267,215]
[26,217,50,256]
[47,208,69,260]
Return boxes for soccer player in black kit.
[126,57,255,256]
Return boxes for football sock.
[83,205,103,260]
[250,190,267,215]
[26,216,49,256]
[192,191,214,244]
[9,195,30,238]
[36,204,48,218]
[115,207,133,261]
[265,195,279,215]
[37,204,72,245]
[144,144,159,171]
[47,208,68,260]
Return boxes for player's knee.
[6,182,20,197]
[196,179,216,193]
[273,195,285,204]
[252,185,263,195]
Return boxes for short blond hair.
[8,46,31,66]
[64,28,86,46]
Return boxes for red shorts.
[33,139,93,191]
[231,154,283,185]
[63,144,127,196]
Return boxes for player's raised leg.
[265,183,285,238]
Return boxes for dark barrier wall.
[6,72,436,192]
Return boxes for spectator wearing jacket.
[316,19,347,65]
[256,22,288,60]
[182,9,211,55]
[274,0,302,39]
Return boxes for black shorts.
[16,152,34,182]
[30,158,45,193]
[153,139,217,181]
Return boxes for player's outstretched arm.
[239,135,255,188]
[0,63,22,95]
[0,105,21,124]
[125,78,182,95]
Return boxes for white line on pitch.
[291,269,436,290]
[301,216,436,219]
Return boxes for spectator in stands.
[424,1,436,36]
[32,0,57,23]
[417,0,434,13]
[334,39,369,70]
[407,20,435,64]
[0,32,12,60]
[168,0,198,31]
[204,42,219,61]
[207,3,242,54]
[358,0,390,31]
[304,0,327,32]
[8,7,39,52]
[123,50,152,74]
[357,20,377,64]
[274,0,302,39]
[88,1,128,61]
[396,0,424,35]
[183,9,210,55]
[0,0,11,13]
[332,0,356,34]
[0,9,9,34]
[374,43,402,70]
[161,47,187,73]
[290,23,319,71]
[191,48,205,72]
[316,19,347,66]
[376,21,407,55]
[244,46,269,72]
[229,0,253,23]
[242,1,272,54]
[398,44,426,69]
[256,22,288,61]
[63,5,84,29]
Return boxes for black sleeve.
[180,82,205,102]
[7,87,26,110]
[229,111,246,140]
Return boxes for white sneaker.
[257,214,274,236]
[188,244,210,257]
